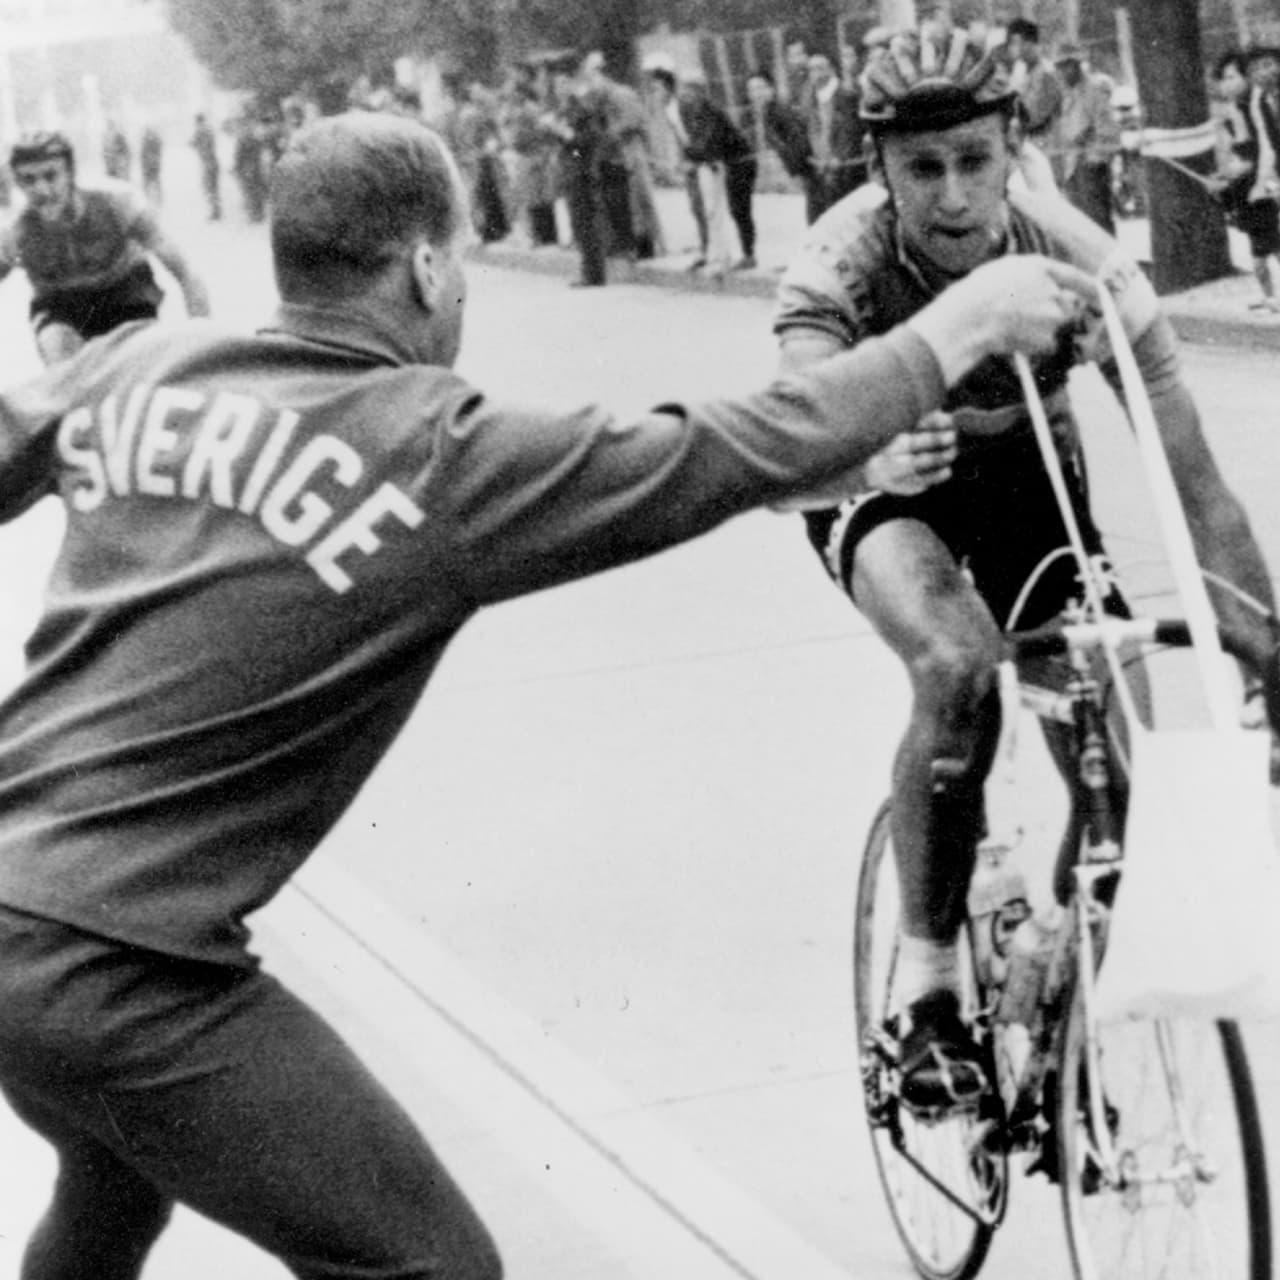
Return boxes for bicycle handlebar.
[1005,617,1253,667]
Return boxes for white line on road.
[263,855,855,1280]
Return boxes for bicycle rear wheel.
[1057,997,1271,1280]
[853,801,1004,1280]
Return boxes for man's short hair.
[270,112,464,302]
[1006,18,1039,44]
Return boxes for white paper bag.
[1093,728,1280,1023]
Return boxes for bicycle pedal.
[900,1094,984,1126]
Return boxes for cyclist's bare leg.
[853,519,1002,1108]
[35,322,84,367]
[1017,647,1152,903]
[852,519,1004,946]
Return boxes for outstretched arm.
[147,228,211,318]
[1121,316,1280,766]
[132,210,211,318]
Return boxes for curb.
[470,243,1280,353]
[469,243,780,302]
[1159,301,1280,353]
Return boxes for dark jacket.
[678,95,751,167]
[759,100,813,179]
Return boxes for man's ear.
[410,241,441,313]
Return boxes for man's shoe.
[687,256,706,272]
[732,255,757,270]
[898,991,988,1120]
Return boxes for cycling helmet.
[860,20,1017,133]
[9,131,74,171]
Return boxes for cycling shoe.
[898,990,989,1121]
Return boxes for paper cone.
[1093,728,1280,1023]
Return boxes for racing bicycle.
[853,610,1273,1280]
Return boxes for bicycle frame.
[996,614,1259,1184]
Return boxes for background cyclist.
[0,132,211,366]
[773,17,1280,1118]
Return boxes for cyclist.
[0,132,211,366]
[773,19,1280,1119]
[0,111,1089,1278]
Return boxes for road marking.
[260,855,853,1280]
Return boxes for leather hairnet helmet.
[9,131,74,171]
[860,20,1017,134]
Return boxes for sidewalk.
[473,186,1280,353]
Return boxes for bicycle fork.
[1072,864,1220,1207]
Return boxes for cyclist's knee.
[908,637,1001,730]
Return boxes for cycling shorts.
[806,434,1117,631]
[31,261,163,341]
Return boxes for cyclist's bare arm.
[777,257,1095,494]
[135,215,211,318]
[1108,318,1280,742]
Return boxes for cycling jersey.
[0,181,163,332]
[773,187,1171,621]
[0,305,945,967]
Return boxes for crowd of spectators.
[1209,45,1280,310]
[73,27,1279,306]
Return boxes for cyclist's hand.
[1241,680,1280,786]
[908,255,1097,385]
[863,411,957,495]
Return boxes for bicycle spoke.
[854,804,1002,1280]
[1060,1013,1268,1280]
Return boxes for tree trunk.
[1127,0,1232,294]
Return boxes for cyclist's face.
[13,158,72,220]
[1217,65,1248,102]
[880,114,1015,278]
[1251,55,1280,91]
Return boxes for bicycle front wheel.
[853,801,1003,1280]
[1057,999,1271,1280]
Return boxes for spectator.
[746,69,814,217]
[1005,18,1063,152]
[1054,42,1120,234]
[1246,45,1280,203]
[232,117,269,223]
[462,83,510,243]
[1212,51,1280,311]
[390,86,423,119]
[647,65,709,270]
[550,67,610,286]
[784,39,811,111]
[674,71,757,273]
[139,125,163,205]
[861,26,893,57]
[190,113,221,220]
[581,50,664,260]
[506,82,561,247]
[804,50,867,221]
[102,121,131,181]
[839,42,860,94]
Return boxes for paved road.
[0,166,1276,1277]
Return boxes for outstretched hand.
[1241,676,1280,787]
[863,410,957,495]
[908,254,1098,386]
